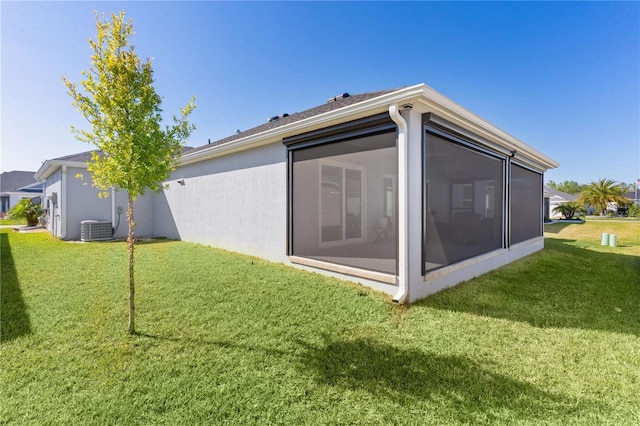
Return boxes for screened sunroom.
[279,86,556,302]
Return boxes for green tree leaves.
[63,10,196,333]
[578,179,631,216]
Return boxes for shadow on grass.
[421,238,640,335]
[543,222,578,234]
[297,336,605,423]
[1,233,32,342]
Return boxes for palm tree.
[553,201,586,220]
[578,179,631,216]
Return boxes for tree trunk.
[127,194,136,335]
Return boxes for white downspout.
[389,104,409,303]
[60,165,67,239]
[111,187,116,232]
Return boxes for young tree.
[64,11,196,334]
[578,179,630,216]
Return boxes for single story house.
[35,83,558,303]
[34,151,156,240]
[543,186,578,219]
[0,171,43,217]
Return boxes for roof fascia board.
[35,160,88,181]
[414,86,559,169]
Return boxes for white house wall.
[45,168,154,240]
[110,189,154,239]
[44,169,63,238]
[65,168,112,240]
[153,143,288,263]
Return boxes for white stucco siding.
[154,143,288,263]
[44,170,63,237]
[65,168,112,240]
[110,189,154,239]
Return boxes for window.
[287,116,398,275]
[320,162,364,244]
[510,163,543,244]
[424,131,505,272]
[0,196,9,214]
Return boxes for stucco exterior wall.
[65,168,112,240]
[43,169,63,237]
[42,167,154,240]
[153,143,288,263]
[111,189,154,239]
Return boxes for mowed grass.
[0,218,26,226]
[1,221,639,425]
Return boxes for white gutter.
[111,187,117,230]
[388,104,409,304]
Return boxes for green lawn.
[0,218,26,226]
[1,222,639,425]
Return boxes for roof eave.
[181,83,558,171]
[180,84,428,166]
[35,160,88,182]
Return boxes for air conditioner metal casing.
[80,220,113,242]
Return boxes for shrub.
[553,201,586,220]
[8,199,43,226]
[627,203,640,218]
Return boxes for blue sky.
[2,1,639,186]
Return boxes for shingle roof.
[544,186,578,201]
[52,146,195,163]
[187,88,402,155]
[54,150,97,162]
[0,171,39,192]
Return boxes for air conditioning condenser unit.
[81,220,113,242]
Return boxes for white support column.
[402,107,425,303]
[389,104,424,303]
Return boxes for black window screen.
[290,131,398,274]
[424,132,505,272]
[511,164,543,244]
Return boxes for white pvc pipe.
[389,104,409,303]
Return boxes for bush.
[553,201,586,220]
[627,203,640,218]
[8,199,43,226]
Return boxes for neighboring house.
[0,171,43,218]
[35,151,158,240]
[544,186,578,218]
[624,191,640,207]
[35,83,558,303]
